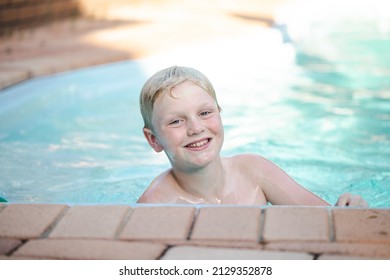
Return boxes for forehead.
[153,82,215,114]
[161,81,213,103]
[170,80,208,96]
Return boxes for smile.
[185,138,211,149]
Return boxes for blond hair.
[140,66,221,130]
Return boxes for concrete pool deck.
[0,204,389,259]
[1,1,389,260]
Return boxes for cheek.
[156,128,184,148]
[208,116,224,133]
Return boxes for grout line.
[258,207,266,244]
[186,207,200,240]
[40,205,70,239]
[312,253,321,260]
[328,207,335,242]
[156,245,172,260]
[115,207,134,239]
[6,239,28,257]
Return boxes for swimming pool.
[1,6,389,207]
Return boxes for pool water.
[1,6,389,207]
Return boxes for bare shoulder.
[223,153,274,187]
[225,153,289,187]
[227,153,273,171]
[137,170,178,204]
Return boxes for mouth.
[185,138,211,150]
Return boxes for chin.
[193,150,221,167]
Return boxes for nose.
[187,117,204,136]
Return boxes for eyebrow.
[169,102,216,114]
[160,101,216,120]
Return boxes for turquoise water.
[0,14,389,207]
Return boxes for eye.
[199,111,212,118]
[168,119,182,126]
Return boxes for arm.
[252,155,329,206]
[254,155,368,207]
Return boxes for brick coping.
[0,204,389,259]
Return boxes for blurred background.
[0,0,284,37]
[0,0,289,88]
[1,0,389,87]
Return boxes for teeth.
[188,139,208,148]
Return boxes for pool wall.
[0,204,389,259]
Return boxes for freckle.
[368,215,377,219]
[379,231,387,236]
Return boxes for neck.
[172,157,225,202]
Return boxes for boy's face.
[144,81,224,172]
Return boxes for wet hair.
[139,66,221,130]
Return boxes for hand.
[336,192,368,207]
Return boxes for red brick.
[265,242,390,259]
[120,206,196,241]
[162,245,313,260]
[0,204,67,239]
[190,207,261,243]
[0,8,18,22]
[0,238,22,255]
[0,68,30,89]
[333,208,390,243]
[50,1,79,14]
[0,49,129,78]
[13,239,166,260]
[49,205,131,239]
[318,254,371,260]
[262,206,330,242]
[0,255,41,259]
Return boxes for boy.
[137,66,367,207]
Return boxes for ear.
[143,128,164,153]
